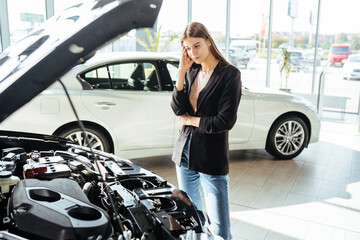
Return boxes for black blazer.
[171,61,242,175]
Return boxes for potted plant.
[279,48,292,92]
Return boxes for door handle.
[95,102,116,109]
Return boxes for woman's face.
[182,37,211,64]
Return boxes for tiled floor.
[131,113,360,240]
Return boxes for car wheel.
[58,127,111,152]
[265,116,308,160]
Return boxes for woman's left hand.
[179,114,200,127]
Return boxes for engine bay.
[0,131,214,240]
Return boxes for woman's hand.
[179,46,194,72]
[175,46,194,91]
[179,114,200,127]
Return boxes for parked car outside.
[328,43,351,66]
[0,52,320,160]
[311,47,324,59]
[277,49,307,72]
[222,47,250,69]
[305,50,321,66]
[230,39,257,59]
[343,54,360,80]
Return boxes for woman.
[171,22,242,240]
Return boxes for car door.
[229,88,255,144]
[79,60,174,151]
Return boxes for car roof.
[84,51,180,65]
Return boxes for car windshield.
[331,46,349,54]
[290,52,302,56]
[349,55,360,62]
[232,45,246,50]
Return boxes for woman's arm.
[178,114,200,127]
[171,46,194,116]
[176,46,194,91]
[198,68,242,133]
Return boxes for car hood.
[244,86,291,98]
[244,86,312,105]
[0,0,162,123]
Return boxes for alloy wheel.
[274,120,305,156]
[65,131,104,151]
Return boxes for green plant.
[136,25,179,52]
[279,48,292,89]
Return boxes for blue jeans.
[176,137,232,240]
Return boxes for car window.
[166,62,179,85]
[349,56,360,62]
[109,63,136,79]
[83,66,111,89]
[290,52,302,57]
[81,62,160,91]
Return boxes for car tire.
[265,116,308,160]
[58,126,111,152]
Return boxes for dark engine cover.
[8,178,112,240]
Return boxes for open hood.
[0,0,162,123]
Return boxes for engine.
[0,133,215,240]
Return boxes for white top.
[189,70,213,112]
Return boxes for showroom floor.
[131,113,360,240]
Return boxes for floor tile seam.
[287,160,303,192]
[263,160,306,192]
[228,203,273,240]
[246,180,290,209]
[316,172,344,201]
[288,162,317,195]
[229,201,252,209]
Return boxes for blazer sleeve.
[171,71,190,116]
[198,68,242,133]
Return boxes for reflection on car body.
[1,52,320,160]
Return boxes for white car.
[0,52,320,160]
[343,54,360,80]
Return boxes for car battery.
[23,162,71,180]
[34,156,64,165]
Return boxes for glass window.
[82,62,160,91]
[229,0,268,88]
[155,0,187,52]
[7,0,45,45]
[166,62,179,84]
[319,0,360,115]
[192,0,227,53]
[108,63,136,79]
[271,0,319,93]
[83,66,110,89]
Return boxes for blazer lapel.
[196,63,223,112]
[186,65,200,115]
[187,65,200,92]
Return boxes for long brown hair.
[180,22,230,67]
